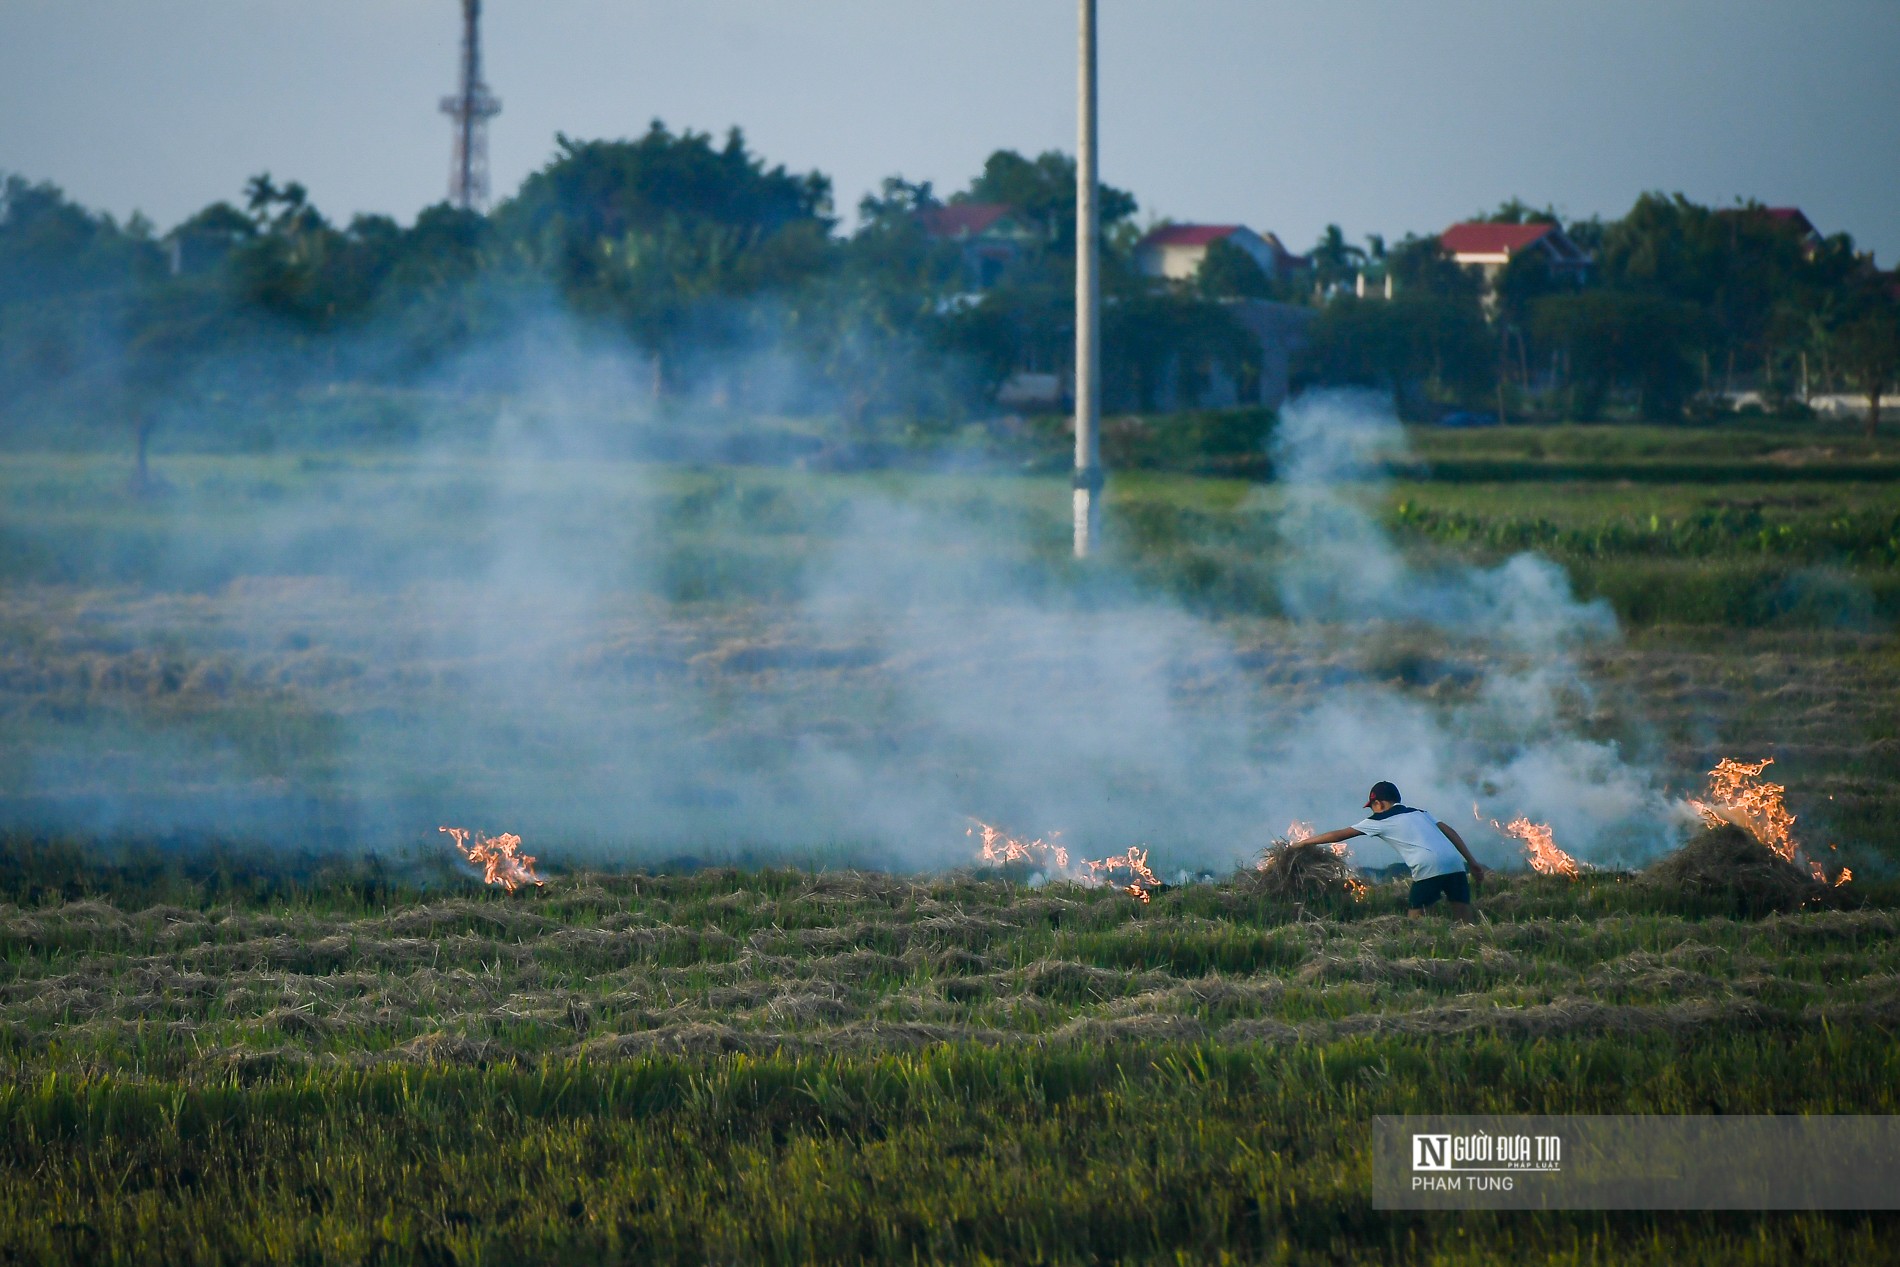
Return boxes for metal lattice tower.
[440,0,501,211]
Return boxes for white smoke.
[1256,390,1666,867]
[7,325,1684,872]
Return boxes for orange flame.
[967,820,1069,871]
[1689,758,1798,861]
[1686,757,1848,886]
[439,825,545,891]
[1496,816,1584,878]
[969,821,1161,901]
[1264,820,1320,866]
[1085,846,1160,903]
[1473,806,1585,878]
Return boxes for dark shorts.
[1409,871,1472,909]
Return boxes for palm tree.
[1311,224,1367,294]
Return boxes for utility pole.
[441,0,502,211]
[1072,0,1103,558]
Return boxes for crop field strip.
[4,871,1898,1073]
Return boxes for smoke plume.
[4,326,1679,872]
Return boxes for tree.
[1102,293,1256,412]
[1596,193,1824,395]
[0,174,159,302]
[1530,291,1707,420]
[493,124,836,396]
[386,203,488,291]
[846,177,959,298]
[498,124,832,246]
[1386,233,1479,301]
[1196,238,1272,299]
[1478,198,1559,226]
[167,202,256,276]
[958,149,1136,254]
[1297,294,1491,414]
[1836,297,1899,437]
[1310,224,1366,292]
[225,176,353,331]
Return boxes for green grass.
[3,430,1897,624]
[7,1036,1899,1265]
[1,859,1898,1264]
[1407,417,1900,482]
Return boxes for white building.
[1438,222,1590,287]
[1135,224,1310,286]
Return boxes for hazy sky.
[2,1,1897,261]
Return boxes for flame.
[1084,846,1160,903]
[1473,805,1586,878]
[1686,757,1848,886]
[969,820,1160,901]
[1689,758,1798,861]
[967,820,1069,871]
[1258,820,1320,868]
[1495,816,1583,878]
[1290,820,1370,899]
[439,825,545,891]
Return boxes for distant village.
[916,198,1894,426]
[2,126,1896,438]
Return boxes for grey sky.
[2,1,1896,261]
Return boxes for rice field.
[2,414,1897,1262]
[2,857,1898,1264]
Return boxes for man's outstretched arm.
[1437,822,1489,883]
[1295,827,1364,847]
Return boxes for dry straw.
[1644,824,1830,912]
[1243,831,1369,901]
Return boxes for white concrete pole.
[1073,0,1103,558]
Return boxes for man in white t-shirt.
[1295,780,1488,921]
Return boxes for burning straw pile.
[1645,822,1824,911]
[1645,759,1849,912]
[1243,822,1369,902]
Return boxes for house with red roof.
[1715,206,1825,258]
[1135,224,1311,288]
[1439,221,1590,287]
[917,202,1041,290]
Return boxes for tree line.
[1302,198,1899,433]
[1,123,1896,441]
